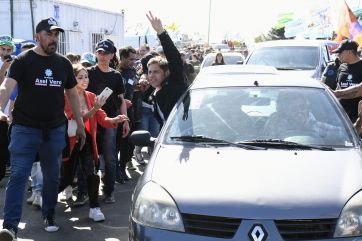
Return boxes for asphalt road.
[0,158,146,241]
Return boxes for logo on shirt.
[45,69,53,77]
[34,68,62,87]
[347,74,353,82]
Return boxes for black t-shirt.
[8,50,76,128]
[337,60,362,122]
[86,66,125,117]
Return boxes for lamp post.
[207,0,212,46]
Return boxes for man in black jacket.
[146,11,187,125]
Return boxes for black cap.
[95,39,116,54]
[36,17,64,33]
[332,39,359,53]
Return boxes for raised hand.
[146,11,164,35]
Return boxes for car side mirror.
[130,130,155,147]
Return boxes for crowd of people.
[0,11,195,241]
[1,8,361,241]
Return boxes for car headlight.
[131,181,184,232]
[335,191,362,237]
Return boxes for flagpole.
[207,0,212,46]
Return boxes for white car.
[245,40,332,79]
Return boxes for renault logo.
[248,224,268,241]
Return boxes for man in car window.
[264,93,344,139]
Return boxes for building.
[0,0,125,55]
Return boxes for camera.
[3,55,12,62]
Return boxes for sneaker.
[89,207,105,222]
[134,150,146,165]
[64,186,73,200]
[26,192,36,204]
[104,193,115,204]
[44,216,59,232]
[73,193,88,207]
[32,193,42,209]
[126,161,136,170]
[0,228,17,241]
[115,175,125,184]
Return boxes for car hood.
[151,145,362,219]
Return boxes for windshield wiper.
[238,139,335,151]
[170,135,266,150]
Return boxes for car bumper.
[129,218,359,241]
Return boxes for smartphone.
[4,55,12,62]
[98,87,113,100]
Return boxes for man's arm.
[65,87,86,149]
[119,94,130,137]
[146,11,184,83]
[0,77,17,121]
[333,83,362,99]
[0,60,12,86]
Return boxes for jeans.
[3,124,66,232]
[140,107,160,138]
[134,107,160,156]
[101,127,117,196]
[30,162,43,193]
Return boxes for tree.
[254,27,286,42]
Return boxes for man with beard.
[0,18,86,240]
[332,40,362,124]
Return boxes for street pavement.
[0,157,146,241]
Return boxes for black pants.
[59,133,100,208]
[0,121,9,181]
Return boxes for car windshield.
[164,87,354,148]
[247,46,319,70]
[203,55,243,68]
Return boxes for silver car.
[129,66,362,241]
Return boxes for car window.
[247,46,319,70]
[202,55,243,68]
[164,87,354,148]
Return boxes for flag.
[275,12,294,30]
[335,0,362,46]
[166,22,178,32]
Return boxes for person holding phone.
[0,35,15,183]
[60,64,128,222]
[0,35,15,86]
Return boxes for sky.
[60,0,305,43]
[59,0,353,43]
